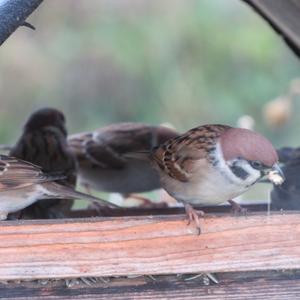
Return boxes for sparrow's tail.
[43,182,119,208]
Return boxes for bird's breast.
[0,185,45,214]
[160,160,250,206]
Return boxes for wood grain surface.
[0,211,299,280]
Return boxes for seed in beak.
[268,163,285,185]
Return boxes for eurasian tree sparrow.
[68,122,178,197]
[131,124,284,232]
[9,108,79,218]
[0,155,116,220]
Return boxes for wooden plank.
[0,212,299,280]
[0,271,300,299]
[243,0,300,57]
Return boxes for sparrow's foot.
[228,200,247,215]
[184,203,204,234]
[88,201,112,216]
[81,185,110,215]
[82,183,93,195]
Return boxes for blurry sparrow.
[271,148,300,210]
[131,124,284,232]
[0,155,116,220]
[276,146,300,163]
[68,122,178,196]
[9,108,78,218]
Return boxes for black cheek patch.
[230,165,249,180]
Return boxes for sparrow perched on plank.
[129,124,284,232]
[0,155,116,220]
[68,122,179,198]
[9,108,78,218]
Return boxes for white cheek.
[239,162,261,186]
[214,143,261,187]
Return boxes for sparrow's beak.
[267,163,285,185]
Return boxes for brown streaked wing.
[68,132,93,161]
[69,123,179,170]
[70,123,155,169]
[152,124,231,182]
[0,155,56,191]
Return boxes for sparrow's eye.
[250,160,263,170]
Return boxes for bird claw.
[228,200,247,215]
[184,204,204,234]
[88,201,112,216]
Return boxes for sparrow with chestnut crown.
[133,124,284,233]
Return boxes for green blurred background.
[1,0,300,141]
[0,0,300,202]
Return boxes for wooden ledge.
[0,211,299,280]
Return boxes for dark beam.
[0,0,43,46]
[0,271,300,299]
[242,0,300,57]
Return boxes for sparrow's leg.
[123,194,168,208]
[82,183,93,195]
[228,200,247,215]
[123,193,151,204]
[184,203,204,234]
[82,185,110,214]
[87,202,113,216]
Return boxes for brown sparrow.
[0,155,116,220]
[68,122,179,197]
[131,124,284,231]
[9,108,78,218]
